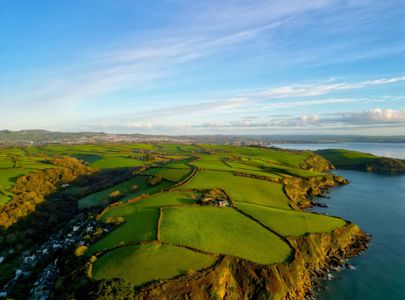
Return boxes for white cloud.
[246,76,405,99]
[327,108,405,125]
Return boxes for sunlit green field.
[78,175,173,208]
[87,191,196,254]
[160,206,292,264]
[182,170,290,209]
[93,244,217,286]
[144,167,191,182]
[316,149,377,166]
[237,202,347,236]
[0,151,54,204]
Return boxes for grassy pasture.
[0,169,32,204]
[0,155,54,205]
[316,149,377,167]
[89,157,146,169]
[162,158,193,169]
[192,155,281,178]
[160,206,292,264]
[199,145,310,169]
[157,144,198,154]
[87,191,196,254]
[92,244,217,286]
[182,171,290,209]
[237,202,346,237]
[143,167,190,182]
[79,176,173,208]
[246,158,324,178]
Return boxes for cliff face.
[300,154,334,172]
[315,149,405,174]
[137,224,368,300]
[283,175,348,210]
[363,157,405,173]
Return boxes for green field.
[93,243,217,286]
[192,155,281,178]
[89,157,146,169]
[237,202,346,236]
[0,153,54,204]
[88,191,196,254]
[78,175,173,208]
[160,206,292,264]
[199,145,311,168]
[316,149,377,167]
[143,167,191,182]
[182,170,290,209]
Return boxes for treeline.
[0,157,93,230]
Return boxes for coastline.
[134,172,369,299]
[136,223,369,299]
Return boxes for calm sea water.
[313,170,405,300]
[272,143,405,299]
[271,142,405,159]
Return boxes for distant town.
[1,130,405,147]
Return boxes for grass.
[192,155,281,178]
[246,158,324,178]
[237,202,347,236]
[157,144,198,154]
[87,191,196,254]
[0,156,54,205]
[182,170,290,209]
[163,158,194,169]
[160,206,292,264]
[92,244,217,287]
[199,145,310,169]
[143,167,191,182]
[89,157,146,169]
[316,149,377,167]
[78,176,173,208]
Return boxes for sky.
[0,0,404,135]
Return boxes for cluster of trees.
[0,157,93,230]
[148,174,162,186]
[0,157,94,252]
[227,154,241,161]
[200,188,227,205]
[76,168,139,199]
[104,216,124,225]
[89,279,135,299]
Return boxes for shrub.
[108,190,122,200]
[75,245,88,257]
[148,174,162,186]
[130,185,138,193]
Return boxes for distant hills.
[1,129,405,146]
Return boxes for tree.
[6,233,17,245]
[91,278,134,300]
[144,151,153,161]
[130,185,138,193]
[148,174,162,186]
[108,190,122,200]
[75,245,88,257]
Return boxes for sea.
[271,143,405,300]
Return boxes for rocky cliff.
[137,223,368,300]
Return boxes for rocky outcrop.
[300,154,334,172]
[137,223,368,300]
[283,175,348,210]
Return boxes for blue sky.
[0,0,404,135]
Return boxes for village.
[0,214,112,299]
